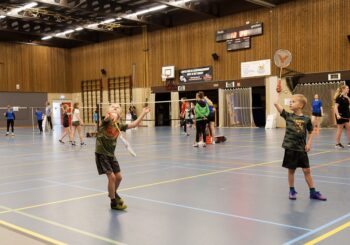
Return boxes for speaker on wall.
[101,69,107,75]
[212,53,219,61]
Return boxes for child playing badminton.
[95,103,150,210]
[274,93,327,201]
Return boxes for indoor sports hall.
[0,0,350,245]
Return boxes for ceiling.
[0,0,294,48]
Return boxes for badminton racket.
[115,123,137,157]
[273,49,292,93]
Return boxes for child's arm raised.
[128,107,150,129]
[273,92,283,114]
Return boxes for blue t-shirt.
[35,111,43,121]
[312,100,322,113]
[5,111,15,120]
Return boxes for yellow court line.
[311,157,350,169]
[304,221,350,245]
[0,220,67,245]
[5,151,332,213]
[0,208,126,245]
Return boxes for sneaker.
[111,201,128,210]
[59,140,64,144]
[348,143,350,147]
[212,141,215,145]
[80,142,86,146]
[71,141,76,146]
[289,191,297,200]
[5,132,9,136]
[11,133,14,136]
[192,143,199,147]
[310,191,327,201]
[335,143,344,149]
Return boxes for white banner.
[241,59,271,78]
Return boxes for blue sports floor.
[0,126,349,245]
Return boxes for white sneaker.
[192,143,199,147]
[5,132,9,136]
[11,133,15,136]
[199,141,206,147]
[212,141,215,145]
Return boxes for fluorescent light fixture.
[245,0,276,8]
[63,29,74,35]
[23,2,38,8]
[41,36,52,40]
[8,2,38,15]
[175,0,192,4]
[116,17,122,20]
[60,95,65,99]
[101,18,115,24]
[0,15,6,19]
[75,27,83,31]
[127,5,167,17]
[87,23,98,28]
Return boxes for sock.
[110,198,117,205]
[310,188,316,194]
[290,187,296,192]
[115,193,121,200]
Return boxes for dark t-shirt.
[280,110,313,152]
[335,96,350,119]
[95,120,128,157]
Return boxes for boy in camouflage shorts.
[274,94,326,201]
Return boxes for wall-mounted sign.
[227,37,251,51]
[328,73,341,81]
[241,59,271,78]
[179,66,213,83]
[216,22,263,42]
[226,81,235,88]
[178,85,186,91]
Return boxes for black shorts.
[336,117,349,125]
[95,153,120,175]
[312,112,322,117]
[208,113,215,122]
[63,123,69,128]
[282,149,310,169]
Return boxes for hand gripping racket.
[274,49,292,93]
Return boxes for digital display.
[227,37,251,51]
[216,23,263,42]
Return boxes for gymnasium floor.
[0,126,349,245]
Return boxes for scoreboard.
[216,22,263,43]
[227,37,251,51]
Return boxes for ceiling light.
[0,15,6,19]
[245,0,276,8]
[75,27,83,31]
[8,2,38,15]
[127,5,167,17]
[23,2,38,9]
[41,36,52,40]
[175,0,192,4]
[116,17,122,20]
[63,29,74,35]
[101,18,115,24]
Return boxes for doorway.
[252,86,266,127]
[155,93,171,126]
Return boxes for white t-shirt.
[46,106,52,116]
[72,109,80,122]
